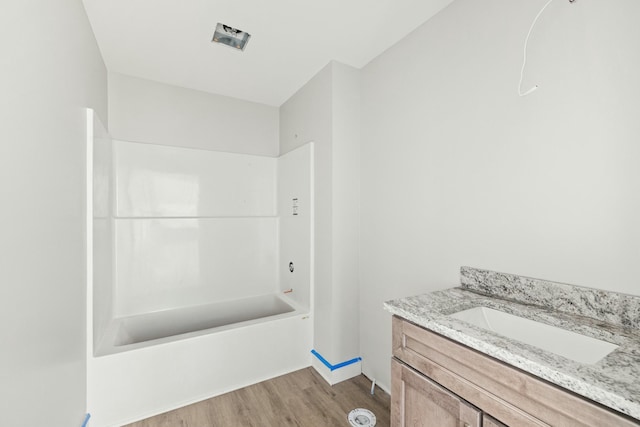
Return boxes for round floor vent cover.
[347,408,376,426]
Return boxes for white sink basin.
[449,306,618,364]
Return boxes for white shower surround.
[112,140,281,317]
[86,110,314,426]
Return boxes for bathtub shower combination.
[86,110,314,427]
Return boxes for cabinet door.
[484,415,508,427]
[392,359,481,427]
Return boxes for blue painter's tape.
[82,413,91,427]
[311,349,333,370]
[311,349,361,372]
[332,357,363,371]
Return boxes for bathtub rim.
[94,292,308,357]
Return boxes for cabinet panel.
[392,359,481,427]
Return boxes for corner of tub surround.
[459,266,640,330]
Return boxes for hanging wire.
[518,0,556,96]
[518,0,577,96]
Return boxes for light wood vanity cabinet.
[391,316,639,427]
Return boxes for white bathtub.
[96,293,298,355]
[88,293,311,427]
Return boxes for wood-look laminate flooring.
[124,367,390,427]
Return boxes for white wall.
[0,1,107,426]
[331,63,361,364]
[280,63,335,363]
[108,72,279,156]
[360,0,640,392]
[280,62,361,382]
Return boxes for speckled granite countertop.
[384,267,640,421]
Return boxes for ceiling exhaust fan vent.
[211,23,251,51]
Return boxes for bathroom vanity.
[385,267,640,427]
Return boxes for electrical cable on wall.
[518,0,576,97]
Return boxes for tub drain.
[348,408,376,427]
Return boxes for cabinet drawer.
[393,316,638,427]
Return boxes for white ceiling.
[82,0,454,106]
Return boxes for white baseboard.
[311,355,362,385]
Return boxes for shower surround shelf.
[112,215,280,219]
